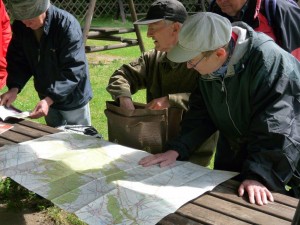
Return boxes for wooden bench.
[82,0,145,53]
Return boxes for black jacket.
[166,23,300,195]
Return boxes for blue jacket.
[210,0,300,60]
[166,23,300,196]
[6,5,92,110]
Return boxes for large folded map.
[0,132,237,225]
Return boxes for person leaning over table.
[0,0,93,127]
[106,0,218,167]
[209,0,300,61]
[0,0,11,89]
[139,12,300,205]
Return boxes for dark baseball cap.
[134,0,188,25]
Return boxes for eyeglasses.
[187,55,206,69]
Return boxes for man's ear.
[215,47,227,59]
[173,22,181,33]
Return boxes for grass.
[0,16,152,224]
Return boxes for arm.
[44,17,89,103]
[139,85,217,167]
[1,2,11,57]
[241,50,300,197]
[273,0,300,60]
[6,21,33,91]
[106,51,155,102]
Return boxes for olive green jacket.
[106,50,199,110]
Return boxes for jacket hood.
[201,22,275,80]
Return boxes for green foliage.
[0,178,52,211]
[47,206,87,225]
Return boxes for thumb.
[238,183,245,197]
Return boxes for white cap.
[167,12,232,63]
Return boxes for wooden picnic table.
[0,119,299,224]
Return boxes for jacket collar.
[201,23,253,80]
[43,4,53,35]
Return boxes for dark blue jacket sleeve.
[273,0,300,60]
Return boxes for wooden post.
[118,0,126,23]
[128,0,145,52]
[82,0,96,45]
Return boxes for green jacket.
[106,50,199,110]
[166,22,300,195]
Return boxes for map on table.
[0,132,238,225]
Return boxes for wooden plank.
[193,195,291,225]
[210,184,296,221]
[292,201,300,225]
[0,120,60,146]
[17,120,60,134]
[85,42,139,52]
[0,137,16,146]
[273,192,299,208]
[218,179,240,189]
[157,213,203,225]
[0,130,35,144]
[11,123,51,137]
[176,203,251,225]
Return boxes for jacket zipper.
[221,77,242,135]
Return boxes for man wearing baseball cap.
[1,0,93,127]
[107,0,218,167]
[139,12,300,205]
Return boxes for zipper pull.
[221,79,225,92]
[38,49,40,62]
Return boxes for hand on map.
[238,179,274,205]
[139,150,179,167]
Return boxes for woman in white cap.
[139,12,300,206]
[0,0,93,127]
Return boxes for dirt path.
[0,204,54,225]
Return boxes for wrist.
[44,97,54,106]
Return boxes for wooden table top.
[1,119,299,225]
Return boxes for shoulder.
[273,0,300,14]
[47,5,80,29]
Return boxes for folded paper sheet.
[0,132,238,225]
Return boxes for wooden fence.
[49,0,208,18]
[3,0,208,19]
